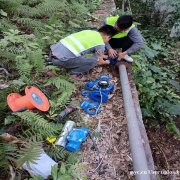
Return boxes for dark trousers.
[109,36,133,52]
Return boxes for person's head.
[98,25,117,43]
[115,15,133,32]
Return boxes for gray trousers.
[51,56,98,74]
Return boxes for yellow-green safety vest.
[60,30,104,57]
[105,16,135,38]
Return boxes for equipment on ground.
[55,121,89,152]
[80,100,101,115]
[107,57,118,65]
[81,75,114,103]
[66,128,89,152]
[55,106,76,122]
[55,120,75,147]
[7,86,50,112]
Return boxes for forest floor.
[72,68,133,180]
[72,67,133,180]
[71,0,180,180]
[71,0,133,179]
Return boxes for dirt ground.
[69,1,133,179]
[147,127,180,180]
[72,66,133,180]
[73,0,180,179]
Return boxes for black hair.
[98,25,117,37]
[116,15,133,30]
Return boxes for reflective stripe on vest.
[60,30,104,57]
[105,16,135,38]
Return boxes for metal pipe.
[119,64,151,180]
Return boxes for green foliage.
[14,110,63,137]
[115,0,180,27]
[0,142,17,170]
[45,145,70,162]
[49,154,86,180]
[51,164,72,180]
[113,0,180,136]
[0,29,45,82]
[0,0,94,178]
[45,77,75,117]
[84,0,103,12]
[29,153,86,180]
[0,139,42,171]
[132,35,180,136]
[16,139,43,168]
[0,0,90,34]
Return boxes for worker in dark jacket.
[104,15,144,62]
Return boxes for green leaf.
[168,80,180,90]
[167,103,180,115]
[0,9,7,17]
[151,42,162,50]
[69,21,80,28]
[51,164,58,180]
[4,116,16,125]
[42,36,50,40]
[67,154,78,164]
[11,79,26,86]
[16,140,43,168]
[58,175,72,180]
[29,176,44,180]
[166,122,180,137]
[0,39,9,47]
[48,16,58,25]
[150,65,161,73]
[60,163,66,175]
[141,45,158,59]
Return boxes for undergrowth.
[0,0,101,179]
[115,0,180,136]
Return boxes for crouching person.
[104,15,144,62]
[49,25,117,80]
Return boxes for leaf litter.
[72,66,133,180]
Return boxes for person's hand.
[118,51,127,60]
[108,48,118,58]
[97,57,110,65]
[102,55,108,59]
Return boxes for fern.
[23,0,43,6]
[0,49,16,65]
[15,55,33,81]
[28,50,45,73]
[45,77,74,108]
[0,0,93,178]
[45,145,70,162]
[0,29,45,80]
[0,142,17,170]
[14,111,63,137]
[56,91,72,107]
[36,0,66,17]
[0,18,17,32]
[16,138,43,168]
[14,17,45,31]
[47,77,74,92]
[20,129,44,142]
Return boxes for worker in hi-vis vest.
[49,25,117,81]
[104,15,144,62]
